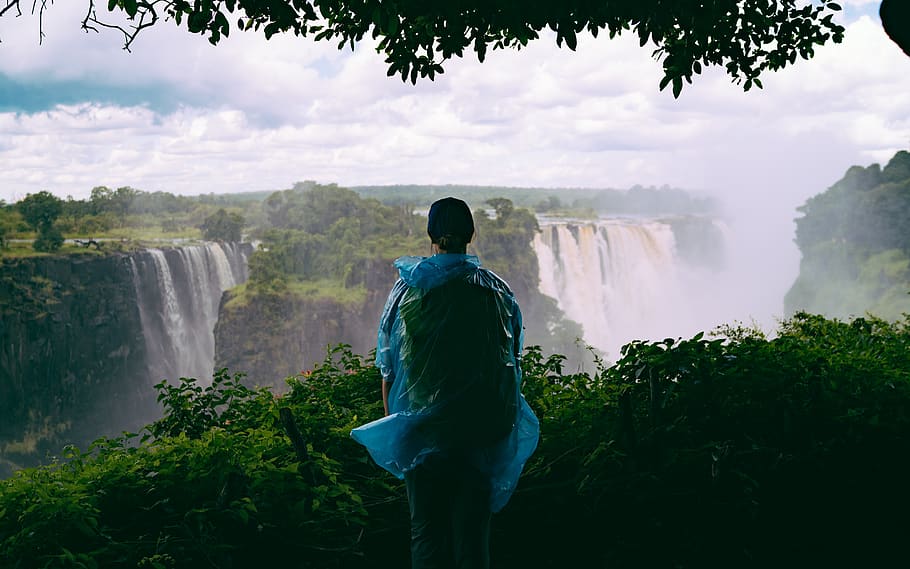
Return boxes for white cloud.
[0,10,905,211]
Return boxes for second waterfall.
[533,217,726,360]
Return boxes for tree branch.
[81,0,164,51]
[0,0,22,19]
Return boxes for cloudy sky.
[1,1,908,327]
[1,1,906,203]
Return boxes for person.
[351,197,539,569]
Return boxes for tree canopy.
[786,149,910,319]
[2,0,855,97]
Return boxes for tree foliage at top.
[4,0,849,97]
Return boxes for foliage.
[11,0,847,97]
[88,186,140,228]
[0,350,391,569]
[17,191,63,232]
[788,149,910,319]
[0,206,22,251]
[247,182,423,295]
[881,0,910,57]
[32,225,64,253]
[17,191,65,253]
[473,198,539,296]
[502,313,910,568]
[200,208,244,242]
[5,186,260,257]
[3,316,910,567]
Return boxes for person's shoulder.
[471,267,515,297]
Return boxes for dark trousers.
[404,455,492,569]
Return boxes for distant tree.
[19,191,62,231]
[33,225,64,252]
[89,186,114,214]
[201,208,245,242]
[4,0,853,97]
[0,206,18,250]
[474,198,539,292]
[486,197,515,224]
[58,195,91,233]
[535,196,562,213]
[881,150,910,184]
[88,185,139,228]
[17,191,65,252]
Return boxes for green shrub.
[3,317,910,568]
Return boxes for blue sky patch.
[0,73,192,114]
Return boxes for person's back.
[351,197,539,569]
[399,274,519,449]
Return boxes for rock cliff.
[214,259,397,388]
[0,253,152,475]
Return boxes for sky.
[1,0,908,330]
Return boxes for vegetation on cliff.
[786,149,910,319]
[244,182,424,298]
[0,187,254,257]
[3,313,909,568]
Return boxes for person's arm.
[382,380,392,416]
[376,279,407,416]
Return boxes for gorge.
[0,242,248,476]
[1,213,729,475]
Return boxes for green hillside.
[786,150,910,320]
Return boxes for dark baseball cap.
[427,197,475,243]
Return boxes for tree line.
[0,187,248,254]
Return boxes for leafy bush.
[0,349,395,569]
[3,316,910,568]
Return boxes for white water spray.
[533,217,736,360]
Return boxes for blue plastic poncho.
[351,254,540,512]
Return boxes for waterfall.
[533,218,721,360]
[130,242,248,384]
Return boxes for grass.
[224,279,368,311]
[0,243,108,259]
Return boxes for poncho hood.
[394,254,481,290]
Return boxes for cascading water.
[130,242,248,384]
[533,217,726,360]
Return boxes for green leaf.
[122,0,138,17]
[672,76,683,98]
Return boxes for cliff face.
[0,243,251,477]
[214,259,397,388]
[0,253,153,474]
